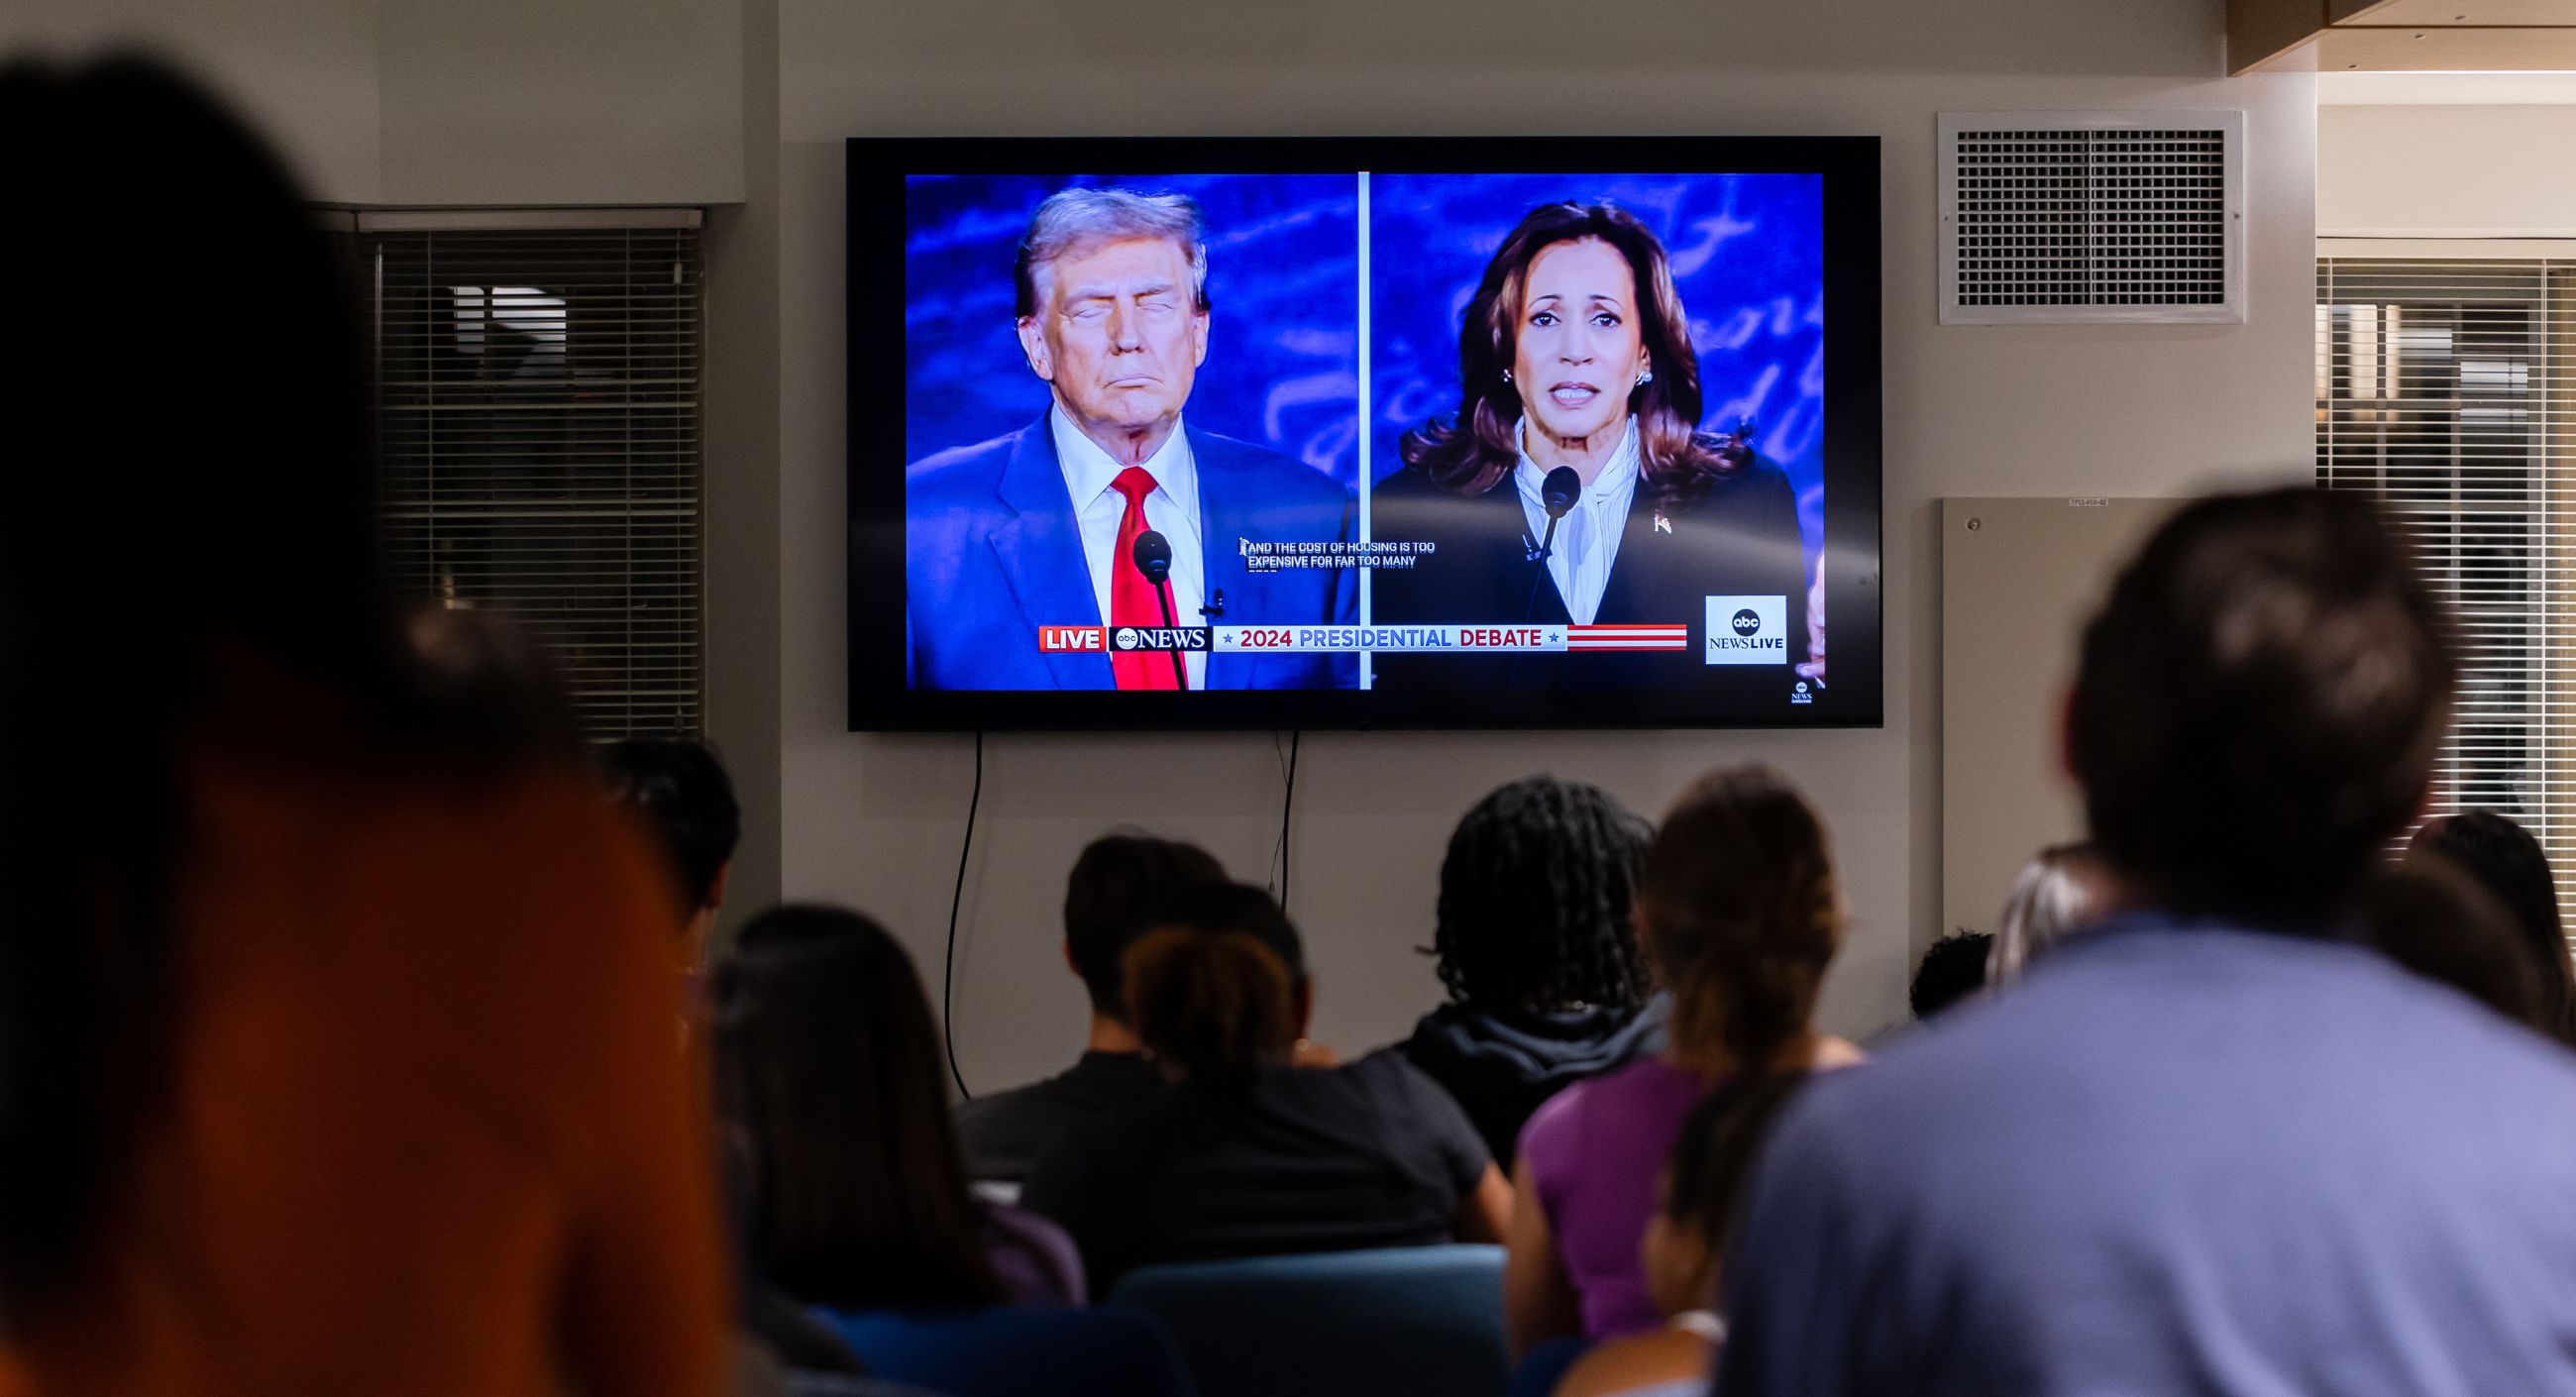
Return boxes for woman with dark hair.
[2411,811,2576,1046]
[1400,777,1663,1168]
[1371,202,1811,693]
[714,906,1083,1311]
[1022,882,1512,1292]
[1505,765,1862,1352]
[2362,854,2550,1034]
[0,57,722,1395]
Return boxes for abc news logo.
[1114,626,1212,653]
[1035,626,1210,653]
[1704,595,1787,666]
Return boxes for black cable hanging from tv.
[1275,730,1301,913]
[943,729,984,1100]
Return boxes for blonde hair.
[1987,844,2106,987]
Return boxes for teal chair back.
[1108,1244,1509,1397]
[817,1305,1197,1397]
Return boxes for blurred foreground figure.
[1718,487,2576,1397]
[0,56,723,1397]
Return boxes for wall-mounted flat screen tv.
[849,136,1880,729]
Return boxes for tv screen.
[849,137,1880,730]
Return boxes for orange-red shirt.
[10,742,726,1397]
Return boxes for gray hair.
[1013,187,1209,319]
[1987,842,2107,988]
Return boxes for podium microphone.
[1131,529,1189,691]
[1524,466,1582,625]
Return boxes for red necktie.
[1109,465,1179,691]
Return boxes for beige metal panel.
[1940,497,2177,939]
[2332,0,2406,18]
[2232,0,2332,72]
[2315,25,2576,64]
[2353,0,2576,23]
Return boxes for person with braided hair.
[1399,777,1664,1169]
[1503,767,1863,1353]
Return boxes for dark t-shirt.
[1020,1051,1492,1293]
[955,1051,1169,1185]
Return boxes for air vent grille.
[1941,113,2243,324]
[1955,131,2088,307]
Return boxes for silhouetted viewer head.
[1639,764,1843,1075]
[2409,810,2576,1044]
[6,56,381,692]
[0,56,400,1311]
[2362,853,2547,1035]
[1123,880,1309,1085]
[407,605,586,764]
[601,737,743,917]
[713,905,1006,1310]
[2069,487,2455,923]
[1430,775,1652,1016]
[1064,832,1225,1021]
[1910,930,1991,1021]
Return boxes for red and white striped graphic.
[1564,624,1690,652]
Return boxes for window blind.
[2316,257,2576,913]
[368,224,703,738]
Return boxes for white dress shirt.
[1052,406,1208,689]
[1514,416,1641,626]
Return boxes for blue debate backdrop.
[901,170,1825,579]
[903,173,1362,481]
[1367,172,1827,583]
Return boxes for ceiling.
[2235,0,2576,73]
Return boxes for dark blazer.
[1367,455,1808,693]
[905,416,1358,691]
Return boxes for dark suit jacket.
[1367,457,1808,693]
[905,416,1358,691]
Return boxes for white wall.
[769,0,2318,1095]
[9,0,382,202]
[376,0,743,206]
[7,0,2316,1094]
[2321,103,2576,235]
[4,0,743,207]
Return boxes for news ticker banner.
[1038,623,1690,655]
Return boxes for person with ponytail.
[1504,766,1862,1352]
[1021,882,1512,1292]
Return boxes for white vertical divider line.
[1357,170,1374,692]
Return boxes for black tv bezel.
[848,135,1882,732]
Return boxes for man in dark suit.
[905,187,1356,692]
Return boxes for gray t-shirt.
[1719,917,2576,1397]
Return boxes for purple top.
[981,1201,1086,1308]
[1517,1056,1709,1339]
